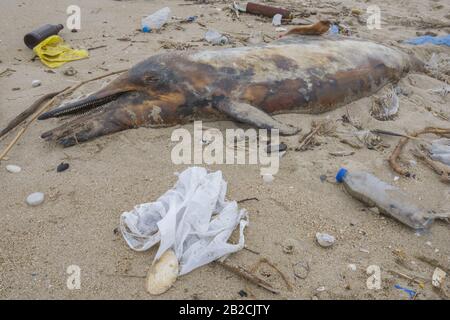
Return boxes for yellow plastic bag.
[33,35,89,68]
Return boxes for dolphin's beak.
[38,72,135,120]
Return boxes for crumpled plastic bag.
[120,167,249,275]
[33,35,89,68]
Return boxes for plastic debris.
[394,284,417,299]
[205,30,229,45]
[272,14,282,26]
[432,267,446,288]
[33,35,89,68]
[120,167,248,276]
[329,24,339,35]
[6,165,21,173]
[428,85,450,97]
[184,16,197,23]
[26,192,45,206]
[336,168,435,230]
[141,7,171,33]
[316,233,335,247]
[428,139,450,166]
[146,249,179,295]
[404,34,450,47]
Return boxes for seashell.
[315,232,335,248]
[146,249,179,295]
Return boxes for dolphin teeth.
[38,93,123,120]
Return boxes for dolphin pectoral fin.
[214,99,300,135]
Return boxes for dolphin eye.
[143,74,157,84]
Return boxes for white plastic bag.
[120,167,248,275]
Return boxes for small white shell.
[26,192,45,206]
[316,233,335,248]
[146,249,179,295]
[6,165,21,173]
[432,267,446,288]
[32,80,42,88]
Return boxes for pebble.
[57,162,70,172]
[316,233,335,247]
[31,80,41,88]
[6,164,21,173]
[316,286,326,292]
[348,264,357,271]
[26,192,45,206]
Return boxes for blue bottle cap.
[142,26,151,33]
[336,168,348,183]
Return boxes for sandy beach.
[0,0,449,299]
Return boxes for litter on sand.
[336,168,438,230]
[404,34,450,46]
[33,35,89,68]
[120,167,248,284]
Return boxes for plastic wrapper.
[120,167,248,275]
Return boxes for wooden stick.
[371,129,426,141]
[416,255,450,274]
[0,69,128,161]
[217,260,279,294]
[388,269,427,285]
[411,147,450,183]
[389,127,450,176]
[0,89,68,139]
[295,123,322,151]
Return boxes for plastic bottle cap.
[142,26,151,33]
[336,168,348,183]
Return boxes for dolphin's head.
[38,58,175,121]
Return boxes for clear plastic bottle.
[336,168,433,230]
[205,30,228,45]
[141,7,171,33]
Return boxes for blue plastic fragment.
[186,16,198,23]
[329,24,339,35]
[404,35,450,47]
[394,284,417,299]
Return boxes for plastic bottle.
[336,168,433,230]
[205,30,228,45]
[141,7,171,33]
[24,24,64,49]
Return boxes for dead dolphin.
[39,36,423,147]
